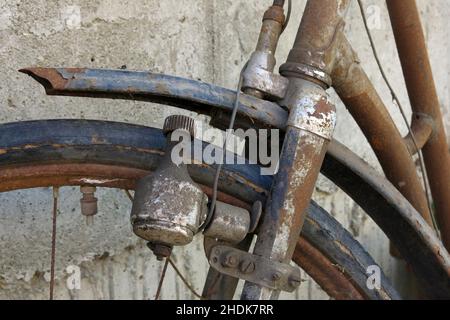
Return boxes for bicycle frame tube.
[386,0,450,251]
[331,33,433,227]
[280,0,351,85]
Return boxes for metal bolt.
[271,272,282,282]
[222,252,239,268]
[288,275,302,288]
[147,242,172,261]
[239,259,256,274]
[80,186,98,225]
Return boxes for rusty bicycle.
[1,0,449,300]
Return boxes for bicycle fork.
[241,80,336,300]
[238,0,350,299]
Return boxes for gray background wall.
[0,0,448,299]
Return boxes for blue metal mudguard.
[20,68,288,129]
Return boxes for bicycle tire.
[0,119,400,300]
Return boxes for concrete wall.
[0,0,448,299]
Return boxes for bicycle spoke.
[50,187,59,300]
[168,258,202,299]
[203,271,223,300]
[154,254,171,300]
[124,189,134,201]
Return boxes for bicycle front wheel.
[0,119,399,300]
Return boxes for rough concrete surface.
[0,0,448,299]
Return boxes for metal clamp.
[279,62,332,88]
[242,60,289,100]
[208,245,302,293]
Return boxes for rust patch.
[333,240,355,259]
[19,68,70,93]
[387,0,450,251]
[155,83,171,95]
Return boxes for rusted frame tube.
[331,33,433,227]
[241,0,351,300]
[281,0,432,231]
[272,0,285,7]
[404,113,434,156]
[386,0,450,251]
[280,0,352,87]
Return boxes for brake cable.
[200,0,291,231]
[199,62,247,232]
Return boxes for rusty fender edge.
[20,67,287,129]
[324,141,450,299]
